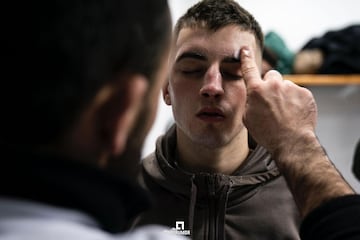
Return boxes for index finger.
[240,46,262,87]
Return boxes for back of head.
[174,0,263,50]
[1,0,171,148]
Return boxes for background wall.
[143,0,360,191]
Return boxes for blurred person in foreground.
[0,0,185,239]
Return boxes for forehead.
[173,25,259,61]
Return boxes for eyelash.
[179,68,205,77]
[176,59,244,80]
[181,69,241,80]
[182,69,203,74]
[221,71,243,80]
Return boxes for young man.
[0,0,183,239]
[134,0,301,239]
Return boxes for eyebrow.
[175,52,207,63]
[175,51,241,64]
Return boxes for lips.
[196,107,225,122]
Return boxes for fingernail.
[243,49,250,57]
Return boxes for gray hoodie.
[134,126,301,240]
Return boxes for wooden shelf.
[283,74,360,86]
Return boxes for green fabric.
[265,31,295,74]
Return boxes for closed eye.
[175,61,206,77]
[220,70,243,80]
[181,68,205,75]
[221,63,243,81]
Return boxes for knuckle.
[264,70,282,80]
[247,82,262,93]
[242,65,257,76]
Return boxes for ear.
[162,79,172,105]
[98,73,148,156]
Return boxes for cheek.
[170,79,196,104]
[226,84,247,113]
[228,82,247,100]
[169,84,196,120]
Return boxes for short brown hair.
[174,0,263,50]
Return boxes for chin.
[191,133,230,149]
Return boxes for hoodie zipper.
[208,175,217,240]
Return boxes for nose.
[200,67,224,98]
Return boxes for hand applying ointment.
[240,46,355,219]
[240,46,318,156]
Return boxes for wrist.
[271,130,319,169]
[270,130,355,217]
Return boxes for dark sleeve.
[300,194,360,240]
[353,140,360,181]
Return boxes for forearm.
[239,47,356,218]
[273,131,355,218]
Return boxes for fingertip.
[241,46,251,59]
[242,49,250,58]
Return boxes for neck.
[176,128,249,175]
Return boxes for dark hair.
[174,0,263,50]
[1,0,171,146]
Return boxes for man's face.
[165,25,261,148]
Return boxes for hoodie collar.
[148,125,280,193]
